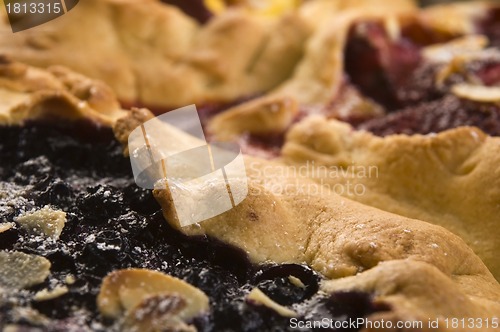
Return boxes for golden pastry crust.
[0,0,308,108]
[322,260,500,332]
[3,1,500,329]
[0,0,416,109]
[0,57,126,126]
[0,0,200,107]
[270,1,498,106]
[206,32,500,130]
[419,1,492,36]
[206,2,500,137]
[202,31,500,283]
[207,95,299,141]
[114,109,500,329]
[281,116,500,281]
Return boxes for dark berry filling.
[0,123,388,331]
[344,21,422,111]
[343,14,500,137]
[160,0,213,24]
[476,7,500,48]
[358,95,500,137]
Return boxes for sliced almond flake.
[451,84,500,103]
[288,275,306,289]
[122,294,196,332]
[3,325,22,332]
[247,288,297,317]
[432,48,500,88]
[0,222,14,233]
[65,274,76,285]
[0,251,51,289]
[34,285,69,302]
[8,307,50,327]
[384,16,400,42]
[97,269,209,320]
[434,57,468,88]
[422,35,488,63]
[14,206,66,240]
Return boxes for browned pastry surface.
[114,108,500,331]
[0,0,306,108]
[204,35,500,281]
[0,57,126,126]
[322,260,500,332]
[282,116,500,280]
[2,1,500,330]
[206,2,500,139]
[0,0,416,109]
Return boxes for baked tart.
[0,0,416,110]
[1,0,500,331]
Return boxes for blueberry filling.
[0,123,388,331]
